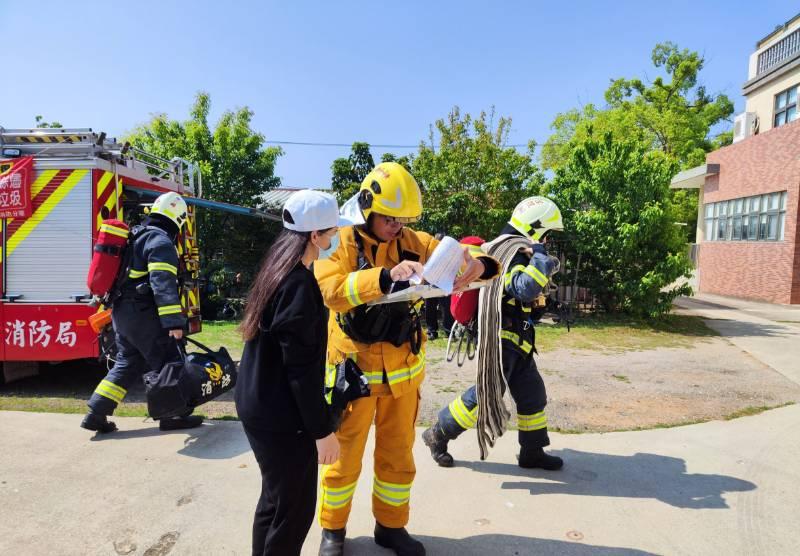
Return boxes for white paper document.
[408,236,464,294]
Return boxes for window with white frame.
[774,85,798,128]
[704,191,787,242]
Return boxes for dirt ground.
[2,333,798,433]
[422,336,800,432]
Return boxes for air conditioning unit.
[733,112,757,143]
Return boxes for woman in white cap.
[236,189,348,556]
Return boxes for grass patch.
[0,396,148,416]
[723,402,795,420]
[191,321,244,358]
[0,396,239,420]
[198,314,718,358]
[533,313,718,353]
[512,402,797,434]
[426,337,451,351]
[427,314,717,354]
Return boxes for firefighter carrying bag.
[87,220,130,297]
[143,337,238,420]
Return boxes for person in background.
[236,190,348,556]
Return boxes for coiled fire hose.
[475,234,532,460]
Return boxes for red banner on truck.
[0,156,34,219]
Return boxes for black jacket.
[235,264,332,439]
[121,217,186,330]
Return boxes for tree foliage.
[124,92,283,293]
[330,142,375,203]
[411,107,543,239]
[541,43,734,240]
[546,130,692,316]
[34,115,63,128]
[330,144,414,205]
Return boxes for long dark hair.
[239,228,310,341]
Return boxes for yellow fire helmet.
[509,196,564,241]
[357,162,422,223]
[150,191,188,229]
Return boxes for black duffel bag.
[143,337,238,420]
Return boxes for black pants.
[425,296,454,333]
[243,425,318,556]
[88,299,180,416]
[438,345,550,449]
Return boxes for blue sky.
[0,1,795,189]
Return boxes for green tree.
[124,92,283,293]
[330,142,375,203]
[541,42,734,240]
[546,130,692,316]
[34,115,63,128]
[411,107,543,238]
[380,151,412,169]
[330,144,415,204]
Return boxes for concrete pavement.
[2,293,799,555]
[674,293,800,385]
[1,405,798,556]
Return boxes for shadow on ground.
[459,449,755,509]
[342,534,657,555]
[698,319,796,339]
[88,419,250,460]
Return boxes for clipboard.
[367,281,488,306]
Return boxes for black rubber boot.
[421,425,453,467]
[159,415,204,431]
[318,528,345,556]
[518,447,563,470]
[374,522,425,556]
[80,412,118,434]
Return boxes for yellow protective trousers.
[319,384,420,529]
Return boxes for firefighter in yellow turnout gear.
[314,163,497,556]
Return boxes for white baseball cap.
[282,190,351,232]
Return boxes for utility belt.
[337,301,423,355]
[116,280,156,305]
[338,228,423,354]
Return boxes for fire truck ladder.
[0,126,279,221]
[0,127,195,194]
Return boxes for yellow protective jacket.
[315,226,499,398]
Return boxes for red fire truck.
[0,127,277,382]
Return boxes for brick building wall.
[699,119,800,303]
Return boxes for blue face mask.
[318,231,340,260]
